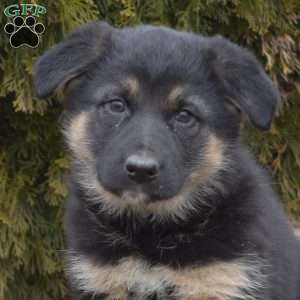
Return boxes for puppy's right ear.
[34,21,113,98]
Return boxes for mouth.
[121,189,151,203]
[118,187,168,204]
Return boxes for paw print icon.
[4,16,45,48]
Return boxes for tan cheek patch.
[68,254,264,300]
[189,134,226,184]
[64,112,91,160]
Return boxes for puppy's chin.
[121,188,174,204]
[121,190,151,204]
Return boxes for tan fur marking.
[167,86,184,109]
[189,134,226,183]
[122,77,140,97]
[69,254,264,299]
[64,112,91,160]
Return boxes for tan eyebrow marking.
[122,77,140,97]
[167,86,185,109]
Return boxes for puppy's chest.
[69,253,263,300]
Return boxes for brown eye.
[175,110,195,124]
[108,99,126,113]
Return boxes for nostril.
[147,166,158,178]
[126,163,137,175]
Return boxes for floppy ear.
[34,21,113,98]
[210,36,280,131]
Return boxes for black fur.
[34,22,300,300]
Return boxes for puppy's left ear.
[210,36,280,131]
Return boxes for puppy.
[34,22,300,300]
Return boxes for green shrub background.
[0,1,299,299]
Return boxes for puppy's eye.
[105,98,127,113]
[175,110,195,125]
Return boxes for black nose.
[125,154,159,184]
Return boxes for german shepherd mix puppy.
[34,22,300,300]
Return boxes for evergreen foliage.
[0,1,299,299]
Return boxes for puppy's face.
[34,23,279,220]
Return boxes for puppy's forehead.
[110,26,206,82]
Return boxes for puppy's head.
[34,22,279,221]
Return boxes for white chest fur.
[68,254,265,300]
